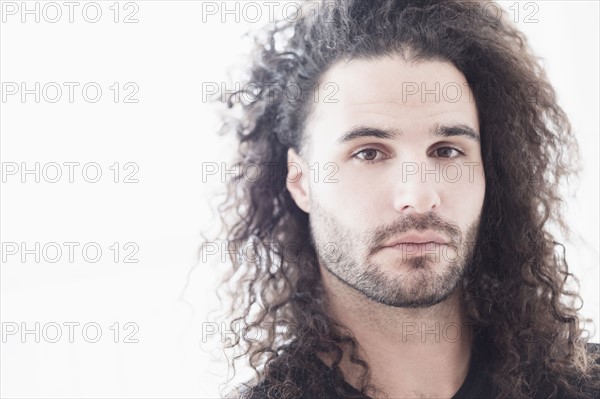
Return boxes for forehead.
[304,55,479,146]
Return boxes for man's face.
[287,55,485,308]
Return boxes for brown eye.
[434,147,463,158]
[353,148,384,163]
[359,149,378,160]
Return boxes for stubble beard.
[310,201,480,308]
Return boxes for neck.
[319,265,474,399]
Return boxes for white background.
[0,1,598,398]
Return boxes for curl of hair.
[212,1,600,398]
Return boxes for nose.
[392,162,441,213]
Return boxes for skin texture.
[286,55,485,397]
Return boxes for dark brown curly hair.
[209,0,600,397]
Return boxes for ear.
[286,148,311,213]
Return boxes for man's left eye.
[433,147,464,158]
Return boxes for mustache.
[368,212,463,253]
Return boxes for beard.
[309,201,480,308]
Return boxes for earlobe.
[286,148,311,213]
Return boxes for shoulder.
[232,356,363,399]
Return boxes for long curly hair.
[210,1,600,397]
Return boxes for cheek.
[311,169,388,224]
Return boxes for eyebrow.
[336,127,400,143]
[336,124,480,144]
[432,123,480,142]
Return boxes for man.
[214,0,600,397]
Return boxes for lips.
[381,230,450,248]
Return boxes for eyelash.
[352,146,465,164]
